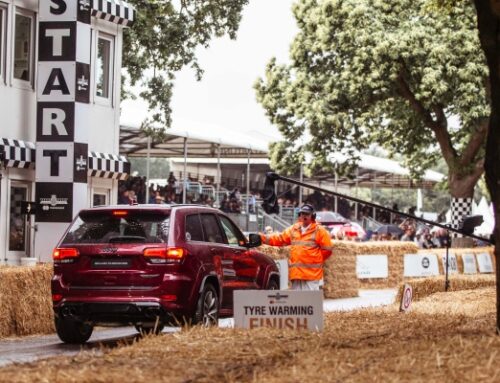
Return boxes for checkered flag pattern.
[88,151,130,180]
[91,0,135,26]
[0,138,36,169]
[451,197,472,238]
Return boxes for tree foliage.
[255,0,489,197]
[123,0,248,128]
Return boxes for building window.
[0,5,6,81]
[9,186,28,251]
[95,34,114,100]
[13,11,33,83]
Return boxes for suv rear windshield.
[61,211,170,244]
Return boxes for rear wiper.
[108,236,146,243]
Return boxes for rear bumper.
[54,300,185,326]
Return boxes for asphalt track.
[0,289,397,367]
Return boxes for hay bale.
[259,242,359,299]
[352,241,419,289]
[0,264,54,338]
[395,274,496,303]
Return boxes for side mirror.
[247,233,262,248]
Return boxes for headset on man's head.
[298,203,316,220]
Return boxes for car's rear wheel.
[267,278,279,290]
[192,283,219,326]
[55,317,93,344]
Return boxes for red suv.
[51,204,279,343]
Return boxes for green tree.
[255,0,489,221]
[123,0,248,127]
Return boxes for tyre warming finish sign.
[36,0,90,223]
[234,290,323,332]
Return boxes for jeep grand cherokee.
[51,204,279,343]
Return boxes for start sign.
[233,290,323,332]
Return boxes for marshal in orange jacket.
[261,222,333,281]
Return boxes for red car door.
[218,215,259,290]
[199,213,237,311]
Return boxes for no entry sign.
[400,284,413,312]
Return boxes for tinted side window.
[219,216,246,246]
[185,214,204,241]
[200,214,224,244]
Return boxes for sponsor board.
[356,254,388,279]
[476,252,494,273]
[234,290,323,331]
[440,253,458,275]
[403,254,439,277]
[462,253,477,274]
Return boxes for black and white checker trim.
[451,197,473,237]
[0,138,36,169]
[91,0,135,26]
[88,151,130,180]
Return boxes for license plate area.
[91,258,132,269]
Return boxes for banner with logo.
[234,290,323,331]
[440,253,458,275]
[476,252,494,273]
[462,253,477,274]
[403,254,439,277]
[356,255,388,279]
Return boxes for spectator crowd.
[117,174,484,249]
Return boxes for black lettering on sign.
[43,68,71,95]
[43,149,67,176]
[50,0,67,15]
[38,22,76,61]
[37,102,75,142]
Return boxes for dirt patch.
[0,287,498,382]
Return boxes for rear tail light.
[52,294,63,302]
[143,247,186,263]
[53,248,79,262]
[112,210,128,216]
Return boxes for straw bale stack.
[323,241,358,299]
[395,274,496,303]
[2,288,499,382]
[259,242,359,299]
[418,246,495,274]
[353,241,419,288]
[0,264,54,338]
[257,245,289,260]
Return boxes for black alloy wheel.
[193,283,219,326]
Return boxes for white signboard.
[462,253,477,274]
[440,253,458,275]
[477,252,494,273]
[274,259,289,290]
[234,290,323,332]
[404,254,440,277]
[356,255,388,279]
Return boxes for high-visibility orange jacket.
[261,222,333,281]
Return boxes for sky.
[120,0,298,143]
